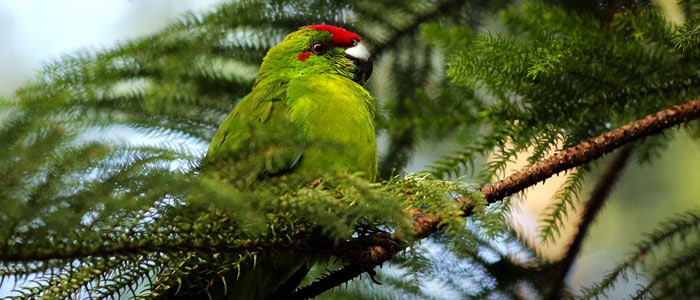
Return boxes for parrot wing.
[204,81,306,185]
[166,83,309,300]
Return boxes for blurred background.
[0,0,222,96]
[1,0,697,298]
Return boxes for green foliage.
[580,210,700,299]
[538,167,588,244]
[2,0,700,299]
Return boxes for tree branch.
[286,264,367,300]
[479,99,700,203]
[0,235,398,266]
[292,98,700,298]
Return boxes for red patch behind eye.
[298,52,311,61]
[306,24,360,47]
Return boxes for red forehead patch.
[306,24,361,47]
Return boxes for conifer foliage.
[1,0,700,299]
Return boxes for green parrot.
[204,24,376,185]
[169,25,376,299]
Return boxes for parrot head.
[258,24,372,84]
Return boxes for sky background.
[0,0,223,96]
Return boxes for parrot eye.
[310,42,327,55]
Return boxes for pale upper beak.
[345,42,373,84]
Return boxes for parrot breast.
[286,73,377,181]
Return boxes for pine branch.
[538,168,587,244]
[547,144,633,299]
[289,97,700,297]
[0,235,398,267]
[286,264,366,300]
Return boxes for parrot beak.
[345,42,373,84]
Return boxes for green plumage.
[188,25,376,299]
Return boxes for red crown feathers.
[306,24,360,47]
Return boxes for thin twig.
[286,264,366,300]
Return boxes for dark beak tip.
[353,58,373,84]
